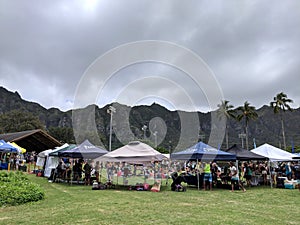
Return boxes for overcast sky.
[0,0,299,112]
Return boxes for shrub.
[0,171,45,207]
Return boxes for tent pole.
[116,164,119,186]
[235,160,239,175]
[268,160,273,188]
[153,162,156,184]
[197,159,199,191]
[235,159,239,183]
[99,163,103,184]
[70,158,73,186]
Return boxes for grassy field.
[0,174,299,225]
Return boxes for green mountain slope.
[1,86,299,151]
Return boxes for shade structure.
[38,149,56,158]
[293,153,300,157]
[43,143,71,177]
[226,144,266,161]
[58,140,108,159]
[48,143,74,157]
[96,141,167,163]
[0,140,18,153]
[171,141,236,161]
[36,149,55,167]
[250,143,297,161]
[10,142,26,153]
[0,129,61,153]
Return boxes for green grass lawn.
[0,174,299,225]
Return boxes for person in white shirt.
[229,161,246,192]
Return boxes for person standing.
[211,162,221,185]
[244,162,252,187]
[83,160,92,185]
[285,162,292,180]
[229,162,246,192]
[203,162,212,191]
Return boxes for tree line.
[217,92,293,150]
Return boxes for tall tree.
[0,110,45,133]
[48,127,75,144]
[217,100,235,149]
[270,92,293,150]
[235,101,258,150]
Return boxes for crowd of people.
[0,151,37,172]
[38,155,299,191]
[174,160,300,191]
[3,150,299,191]
[50,159,169,186]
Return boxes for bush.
[0,171,45,207]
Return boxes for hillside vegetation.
[1,86,299,152]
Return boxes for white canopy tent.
[36,149,56,167]
[250,143,296,161]
[43,143,69,177]
[95,141,168,186]
[251,143,297,188]
[96,141,167,163]
[293,153,300,157]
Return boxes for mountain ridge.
[1,86,299,151]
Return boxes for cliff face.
[1,86,299,150]
[0,87,71,128]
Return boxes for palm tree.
[235,101,258,150]
[270,92,293,150]
[217,100,235,149]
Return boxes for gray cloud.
[0,0,299,112]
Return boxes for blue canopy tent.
[0,140,18,170]
[58,140,108,159]
[171,141,236,161]
[0,140,18,153]
[171,142,236,190]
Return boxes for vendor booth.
[171,141,236,190]
[58,140,107,159]
[95,141,167,189]
[0,140,18,170]
[226,144,266,161]
[171,141,236,161]
[44,144,75,178]
[251,143,297,161]
[0,140,18,153]
[250,143,299,188]
[96,141,166,162]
